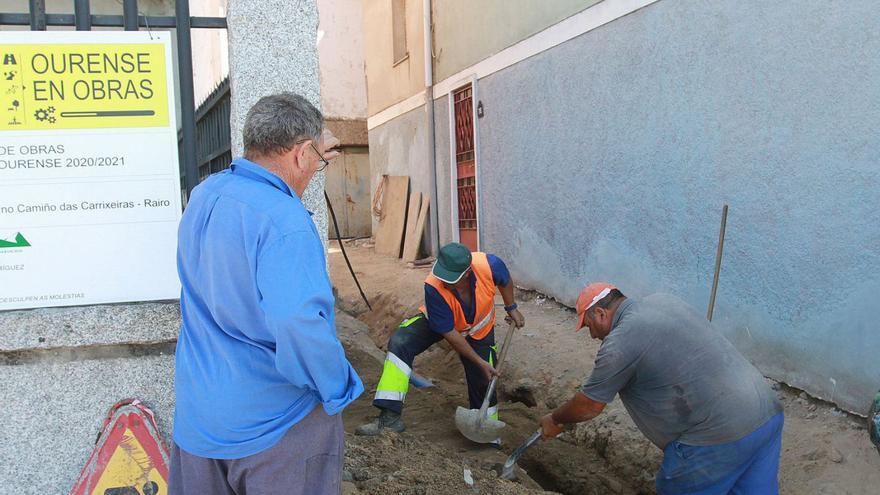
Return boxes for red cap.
[575,283,617,331]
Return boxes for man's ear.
[292,141,310,172]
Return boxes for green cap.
[432,242,473,283]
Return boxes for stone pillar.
[227,0,328,246]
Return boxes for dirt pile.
[338,313,640,495]
[344,432,549,495]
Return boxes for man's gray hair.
[243,92,323,158]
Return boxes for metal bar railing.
[122,0,138,31]
[0,13,227,29]
[28,0,46,30]
[175,0,199,198]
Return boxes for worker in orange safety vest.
[355,242,525,444]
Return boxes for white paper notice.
[0,32,182,310]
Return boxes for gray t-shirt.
[582,294,782,449]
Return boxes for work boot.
[354,409,405,436]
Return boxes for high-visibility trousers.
[373,313,498,421]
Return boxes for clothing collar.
[611,298,635,330]
[230,158,313,215]
[450,272,477,302]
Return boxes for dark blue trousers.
[656,412,784,495]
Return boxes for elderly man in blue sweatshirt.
[169,93,363,495]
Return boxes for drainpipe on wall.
[424,0,439,255]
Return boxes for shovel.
[500,429,542,480]
[455,320,517,443]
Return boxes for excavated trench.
[331,244,880,495]
[340,333,646,495]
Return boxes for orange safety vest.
[419,252,497,341]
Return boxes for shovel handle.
[503,429,542,472]
[478,320,518,416]
[494,319,517,375]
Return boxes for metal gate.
[181,77,232,184]
[1,0,228,202]
[453,84,478,250]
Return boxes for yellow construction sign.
[70,400,171,495]
[89,427,168,495]
[0,42,169,131]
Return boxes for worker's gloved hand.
[481,362,500,380]
[506,308,525,328]
[539,413,564,440]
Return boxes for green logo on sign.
[0,232,30,249]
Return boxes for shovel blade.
[500,460,518,480]
[454,405,507,443]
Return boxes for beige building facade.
[361,0,603,251]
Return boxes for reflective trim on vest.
[467,307,496,337]
[422,252,497,340]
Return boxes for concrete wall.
[446,0,880,414]
[228,0,327,248]
[368,105,435,251]
[433,95,454,247]
[431,0,600,82]
[318,0,368,120]
[0,304,178,494]
[361,0,425,114]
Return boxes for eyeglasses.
[292,139,331,172]
[310,142,330,172]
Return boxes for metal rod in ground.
[707,204,728,321]
[325,190,372,311]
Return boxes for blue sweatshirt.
[173,158,363,459]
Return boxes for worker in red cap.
[538,283,784,494]
[356,242,525,443]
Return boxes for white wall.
[317,0,367,120]
[190,0,229,104]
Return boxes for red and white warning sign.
[70,399,170,495]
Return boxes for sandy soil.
[330,242,880,494]
[338,311,634,494]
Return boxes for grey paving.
[0,302,180,352]
[0,355,175,495]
